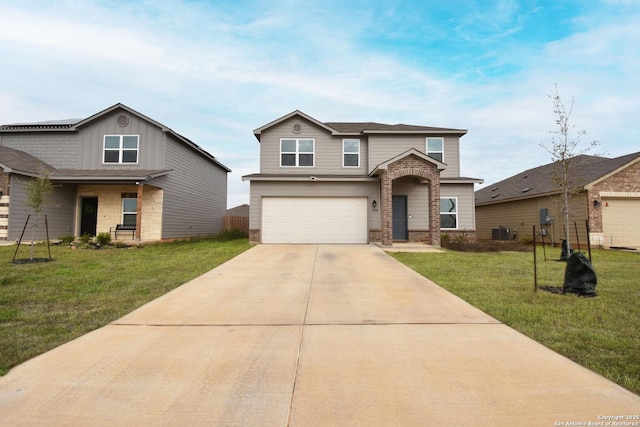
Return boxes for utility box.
[492,227,510,240]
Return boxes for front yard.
[1,240,638,396]
[0,238,251,376]
[391,247,640,395]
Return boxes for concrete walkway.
[0,245,638,426]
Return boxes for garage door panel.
[602,199,640,247]
[262,198,368,244]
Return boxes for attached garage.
[262,197,368,244]
[602,198,640,247]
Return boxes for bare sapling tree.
[25,168,55,260]
[540,84,598,256]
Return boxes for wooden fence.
[223,216,249,235]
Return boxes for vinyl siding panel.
[393,177,430,230]
[1,133,77,169]
[475,193,589,245]
[76,110,166,170]
[7,174,76,241]
[249,181,379,231]
[259,117,368,175]
[441,183,476,230]
[368,135,460,177]
[160,135,227,239]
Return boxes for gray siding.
[393,176,430,230]
[160,135,227,238]
[1,133,77,169]
[8,175,76,241]
[368,135,460,177]
[259,117,369,175]
[75,110,167,170]
[249,181,380,230]
[440,183,476,230]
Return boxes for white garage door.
[602,198,640,247]
[262,197,368,244]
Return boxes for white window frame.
[103,135,139,164]
[342,139,360,167]
[280,138,315,167]
[122,197,137,226]
[426,137,444,163]
[440,197,458,229]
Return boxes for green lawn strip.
[392,248,640,395]
[0,238,251,376]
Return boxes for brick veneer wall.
[0,172,9,196]
[381,154,441,246]
[587,159,640,235]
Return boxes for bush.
[96,232,112,246]
[59,235,75,245]
[78,233,93,244]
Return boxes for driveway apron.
[0,245,638,426]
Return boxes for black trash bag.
[560,239,573,261]
[563,252,597,296]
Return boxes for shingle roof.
[0,145,54,176]
[475,152,640,205]
[324,122,464,134]
[0,119,82,130]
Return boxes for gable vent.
[117,115,129,127]
[292,123,302,134]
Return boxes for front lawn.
[0,238,251,376]
[392,247,640,395]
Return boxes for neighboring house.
[226,204,250,218]
[0,103,230,242]
[475,152,640,248]
[242,110,483,245]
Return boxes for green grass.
[392,247,640,395]
[0,238,251,376]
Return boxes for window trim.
[342,138,360,168]
[280,138,315,167]
[103,135,139,164]
[426,137,444,163]
[440,196,458,230]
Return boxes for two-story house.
[0,103,230,242]
[242,110,482,245]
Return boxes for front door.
[80,197,98,236]
[392,195,408,240]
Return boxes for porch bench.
[110,224,136,240]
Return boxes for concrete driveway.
[0,245,638,426]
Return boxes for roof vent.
[491,194,499,199]
[522,187,532,193]
[292,123,302,134]
[117,115,129,127]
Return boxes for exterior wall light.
[593,199,601,208]
[372,200,377,208]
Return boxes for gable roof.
[0,103,230,172]
[0,145,54,177]
[370,148,447,176]
[475,152,640,206]
[253,110,467,141]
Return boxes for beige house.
[475,152,640,248]
[0,104,230,242]
[242,110,482,245]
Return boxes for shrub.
[96,232,112,246]
[78,233,93,244]
[59,235,75,245]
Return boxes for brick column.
[429,179,441,245]
[380,170,393,246]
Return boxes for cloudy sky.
[1,0,639,208]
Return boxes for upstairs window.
[440,197,458,229]
[426,137,444,162]
[281,138,314,167]
[104,135,139,164]
[343,139,360,167]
